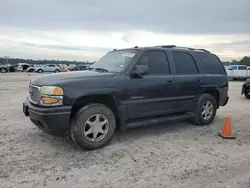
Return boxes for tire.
[0,68,8,73]
[245,89,250,99]
[54,69,60,73]
[192,94,217,126]
[37,69,43,73]
[70,103,116,150]
[9,67,15,72]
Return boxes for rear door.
[126,50,176,119]
[47,64,56,72]
[169,51,203,112]
[237,65,247,78]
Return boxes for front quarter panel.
[59,74,126,105]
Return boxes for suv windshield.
[90,50,138,72]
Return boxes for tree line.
[0,57,95,65]
[222,56,250,66]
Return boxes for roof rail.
[196,49,210,53]
[154,45,176,48]
[155,45,210,53]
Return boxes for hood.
[30,70,115,86]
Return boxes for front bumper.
[23,97,72,136]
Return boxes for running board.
[126,113,196,129]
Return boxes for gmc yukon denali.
[23,45,229,150]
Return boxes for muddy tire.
[70,103,116,150]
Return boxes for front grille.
[29,84,40,104]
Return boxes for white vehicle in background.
[16,63,30,71]
[226,65,248,80]
[35,64,61,73]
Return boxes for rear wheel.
[0,68,8,73]
[37,69,43,73]
[192,94,217,126]
[70,103,116,150]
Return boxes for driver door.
[125,50,176,119]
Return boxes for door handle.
[167,80,173,83]
[196,79,201,83]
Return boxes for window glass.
[196,53,227,74]
[137,51,170,75]
[172,51,199,74]
[238,65,247,70]
[90,50,138,72]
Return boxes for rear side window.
[196,53,226,74]
[172,51,199,74]
[238,65,247,70]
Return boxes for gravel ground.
[1,73,250,188]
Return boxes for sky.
[0,0,250,61]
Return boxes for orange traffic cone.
[218,115,235,139]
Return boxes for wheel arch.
[200,88,220,109]
[70,94,123,130]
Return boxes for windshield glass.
[90,50,138,72]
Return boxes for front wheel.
[0,68,8,73]
[192,94,217,126]
[54,69,60,73]
[70,103,116,150]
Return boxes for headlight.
[39,86,63,106]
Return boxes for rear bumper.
[23,97,72,136]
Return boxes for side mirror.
[132,65,149,78]
[228,68,233,70]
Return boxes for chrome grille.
[29,84,40,104]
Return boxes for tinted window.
[172,51,199,74]
[137,51,170,75]
[196,53,226,74]
[238,65,247,70]
[48,65,55,67]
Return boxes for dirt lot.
[1,73,250,188]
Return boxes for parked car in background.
[15,63,30,72]
[23,45,229,150]
[0,64,16,73]
[0,64,9,73]
[26,64,42,72]
[68,64,77,71]
[35,64,61,73]
[226,65,248,80]
[69,64,89,71]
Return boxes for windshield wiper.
[94,68,108,72]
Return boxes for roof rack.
[154,45,210,53]
[196,49,210,53]
[154,45,176,48]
